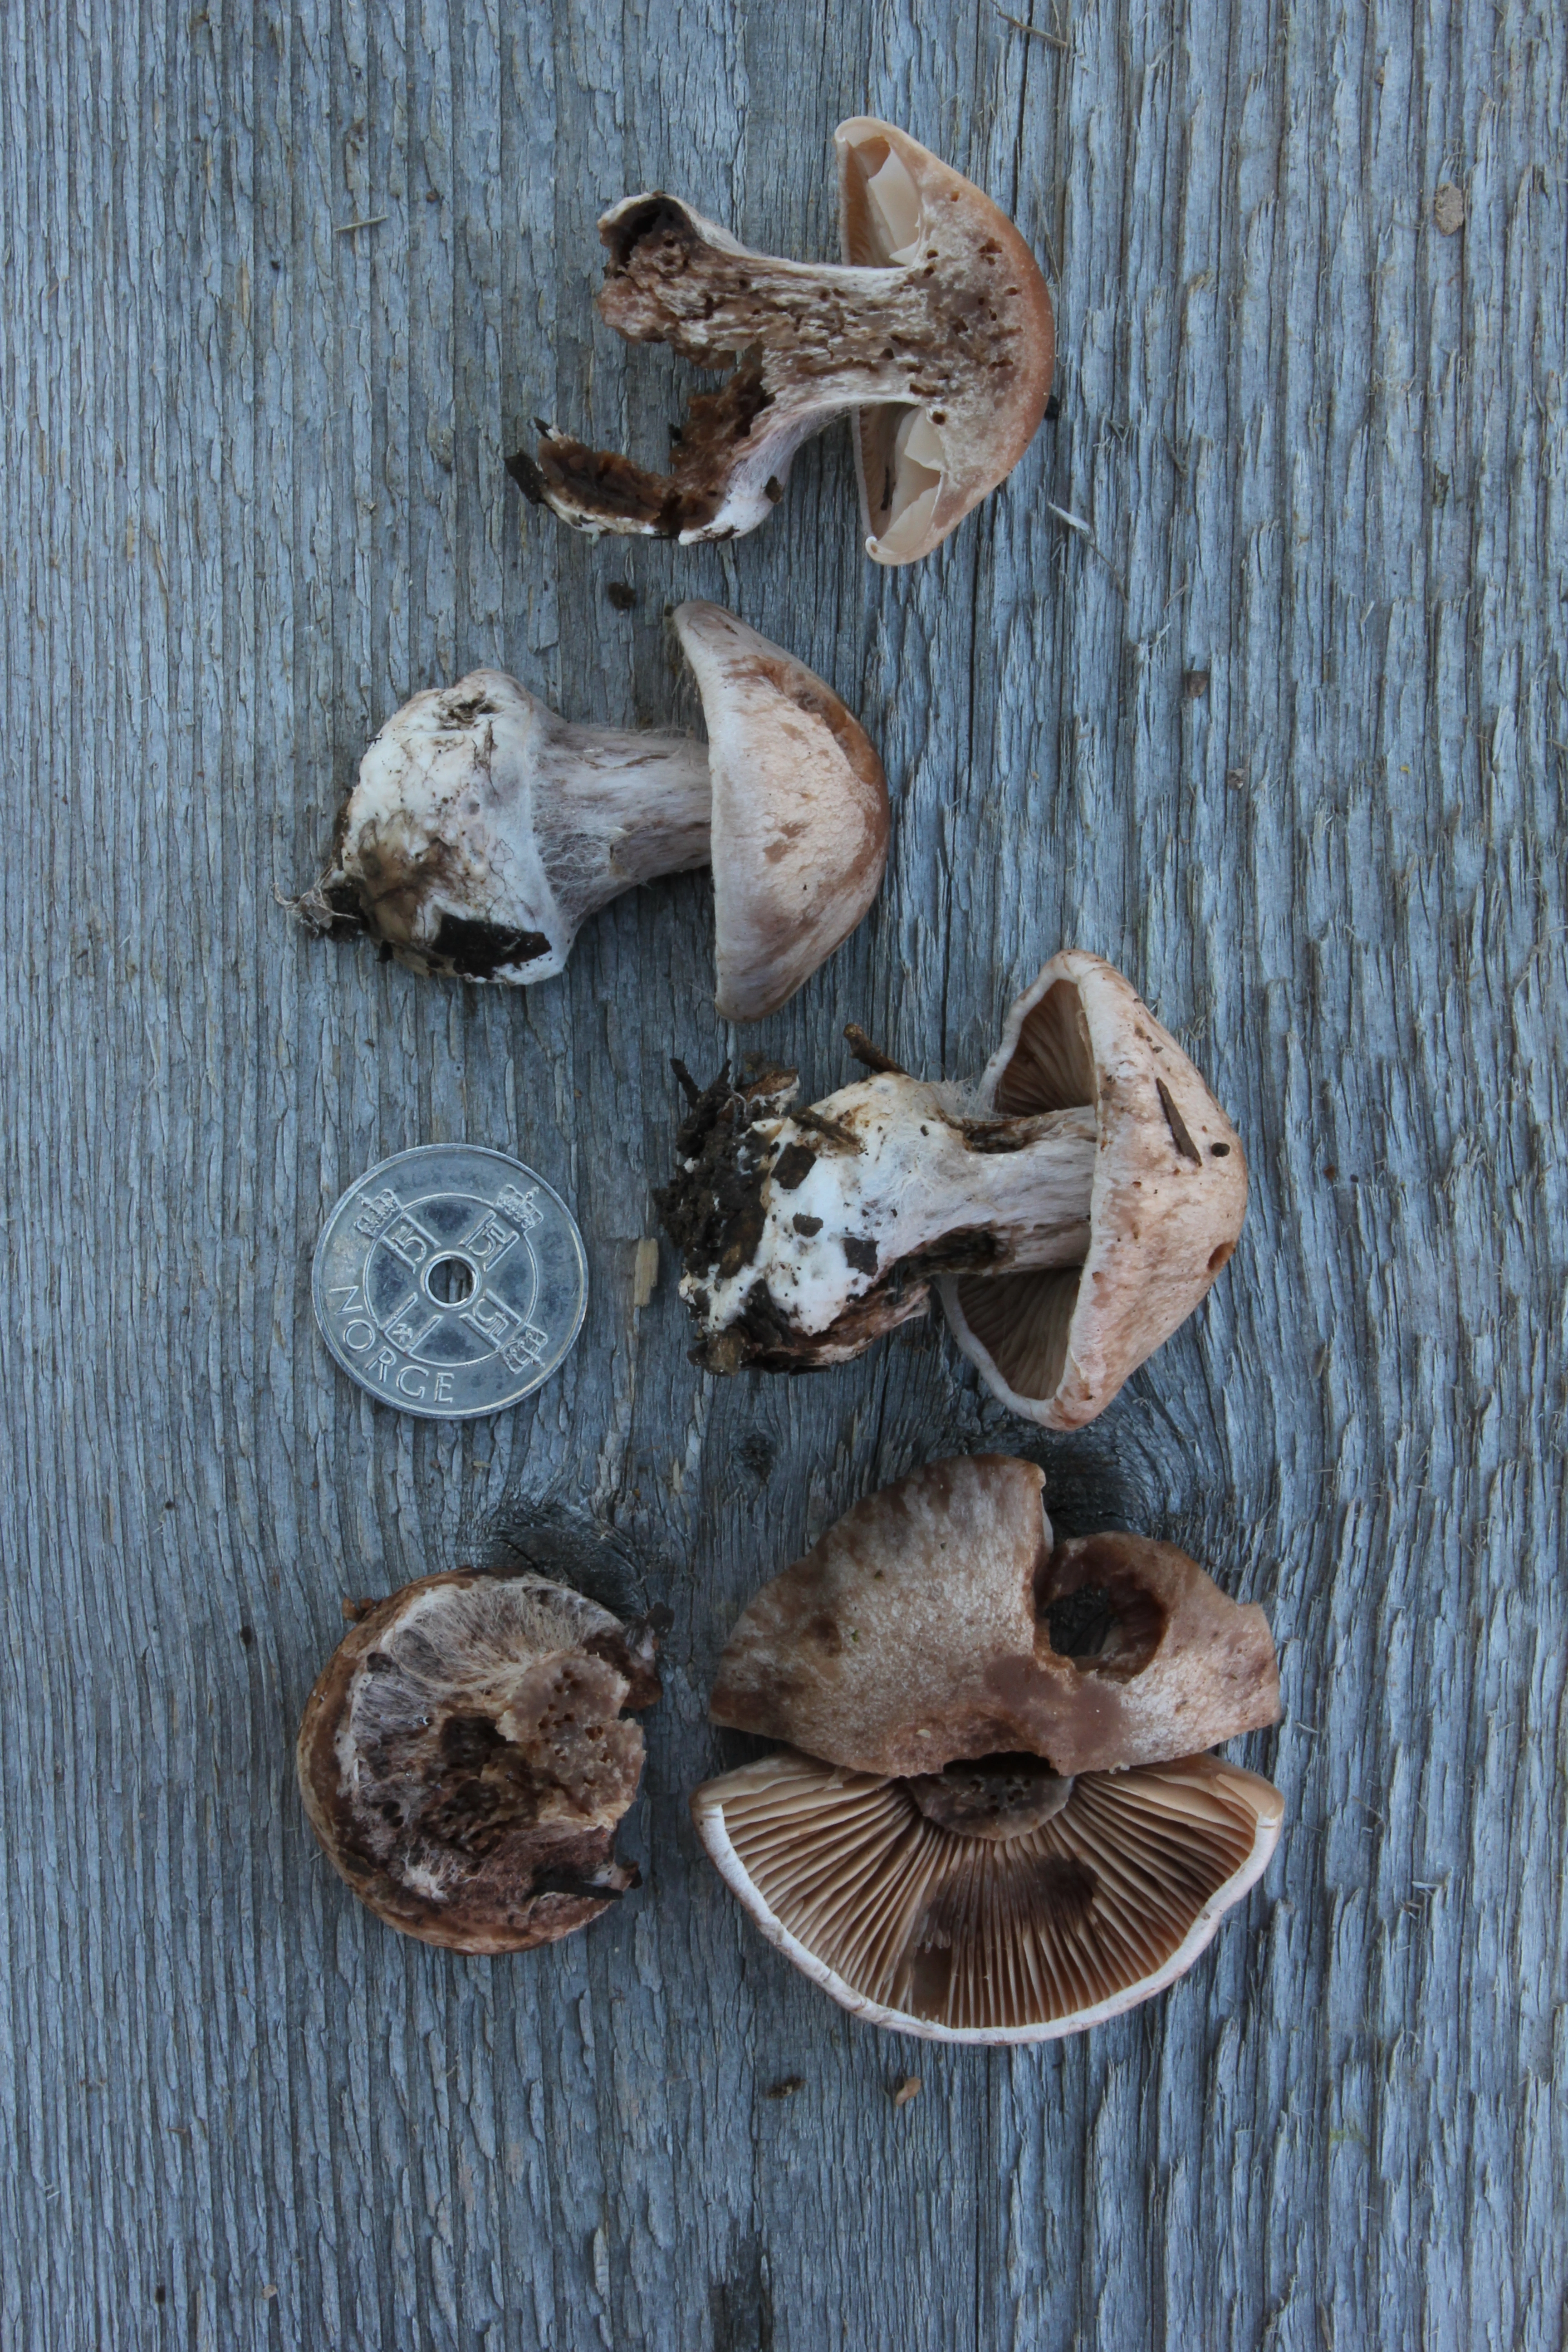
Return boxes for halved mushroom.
[296,602,887,1023]
[656,950,1246,1425]
[509,119,1054,565]
[692,1455,1282,2041]
[296,1571,661,1954]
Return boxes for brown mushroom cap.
[836,119,1055,564]
[709,1455,1279,1778]
[940,952,1249,1428]
[692,1747,1282,2042]
[296,1571,660,1954]
[672,602,889,1022]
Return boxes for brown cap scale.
[657,952,1245,1425]
[296,602,887,1022]
[297,1571,661,1955]
[510,118,1053,565]
[691,1454,1283,2043]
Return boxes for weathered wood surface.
[3,0,1564,2343]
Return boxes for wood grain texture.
[2,0,1564,2344]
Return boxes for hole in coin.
[426,1255,476,1306]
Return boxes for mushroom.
[694,1749,1281,2043]
[656,950,1247,1426]
[691,1456,1283,2042]
[508,119,1054,565]
[297,601,887,1022]
[297,1570,661,1954]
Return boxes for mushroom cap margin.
[940,950,1249,1428]
[835,117,1055,565]
[673,600,889,1022]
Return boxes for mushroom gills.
[862,147,923,261]
[875,410,946,563]
[696,1748,1282,2041]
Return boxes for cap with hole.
[710,1455,1279,1778]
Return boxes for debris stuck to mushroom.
[692,1457,1282,2041]
[297,1571,661,1954]
[657,951,1247,1426]
[509,119,1054,564]
[296,601,887,1023]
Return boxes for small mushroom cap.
[710,1455,1279,1778]
[692,1747,1282,2043]
[673,602,889,1022]
[836,119,1054,565]
[296,1571,660,1954]
[940,952,1249,1428]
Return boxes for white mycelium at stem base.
[318,669,715,983]
[673,1070,1098,1359]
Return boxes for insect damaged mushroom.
[692,1455,1283,2042]
[657,950,1247,1427]
[509,118,1054,565]
[297,1571,662,1954]
[297,602,888,1023]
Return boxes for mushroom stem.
[658,1068,1095,1368]
[524,720,714,907]
[296,674,713,981]
[514,242,939,545]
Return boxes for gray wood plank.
[2,0,1565,2345]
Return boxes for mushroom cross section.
[296,602,887,1022]
[709,1456,1281,1778]
[508,119,1054,564]
[656,951,1246,1421]
[296,1570,662,1954]
[692,1747,1283,2043]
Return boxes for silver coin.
[312,1145,588,1419]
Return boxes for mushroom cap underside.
[693,1747,1282,2042]
[709,1454,1279,1778]
[674,601,889,1022]
[297,1571,660,1954]
[940,951,1249,1428]
[836,118,1054,564]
